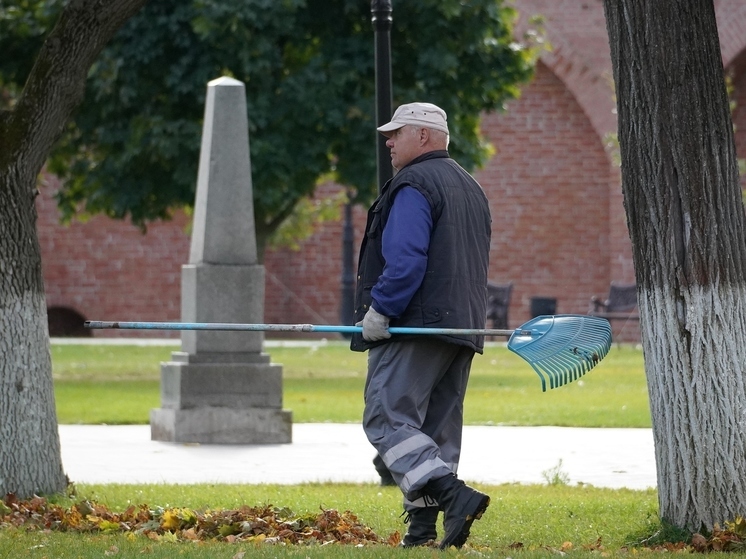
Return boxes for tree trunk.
[603,0,746,531]
[0,167,67,497]
[0,0,147,499]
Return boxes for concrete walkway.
[59,424,657,490]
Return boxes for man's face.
[385,126,422,170]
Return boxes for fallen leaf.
[691,533,707,552]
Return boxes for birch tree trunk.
[603,0,746,531]
[0,0,147,499]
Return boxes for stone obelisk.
[150,77,292,444]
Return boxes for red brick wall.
[476,61,613,325]
[37,177,189,338]
[715,0,746,65]
[262,182,367,329]
[37,2,746,345]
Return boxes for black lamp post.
[340,1,394,330]
[371,0,394,192]
[340,190,355,330]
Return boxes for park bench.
[589,283,639,340]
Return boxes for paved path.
[59,424,657,490]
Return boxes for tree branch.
[3,0,148,177]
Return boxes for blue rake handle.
[85,315,612,392]
[84,320,519,337]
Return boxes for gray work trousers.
[363,338,475,506]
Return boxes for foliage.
[0,0,59,107]
[1,483,664,555]
[692,517,746,552]
[0,494,394,546]
[0,0,538,249]
[7,484,735,556]
[268,188,349,251]
[540,459,570,486]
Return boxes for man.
[351,102,492,549]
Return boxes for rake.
[85,314,611,391]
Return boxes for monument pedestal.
[150,351,292,444]
[150,407,291,444]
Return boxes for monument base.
[151,354,291,444]
[159,355,284,409]
[150,407,292,444]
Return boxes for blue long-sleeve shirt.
[370,187,433,318]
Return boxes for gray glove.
[357,306,391,342]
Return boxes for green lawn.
[51,341,650,427]
[0,341,708,558]
[1,483,666,558]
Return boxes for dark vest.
[350,150,492,353]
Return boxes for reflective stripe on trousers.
[363,338,475,501]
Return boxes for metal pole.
[338,1,393,335]
[340,189,355,331]
[85,320,519,337]
[371,0,393,193]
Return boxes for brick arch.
[476,59,614,324]
[513,0,617,149]
[537,42,617,148]
[531,0,746,149]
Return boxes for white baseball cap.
[377,102,449,136]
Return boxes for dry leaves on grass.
[627,517,746,554]
[0,493,400,547]
[690,517,746,553]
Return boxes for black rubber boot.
[424,473,490,549]
[372,454,396,487]
[400,506,439,548]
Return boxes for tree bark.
[0,166,66,498]
[603,0,746,531]
[0,0,147,499]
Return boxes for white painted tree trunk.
[0,0,147,498]
[640,287,746,530]
[0,173,67,496]
[604,0,746,530]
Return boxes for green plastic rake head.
[507,314,612,391]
